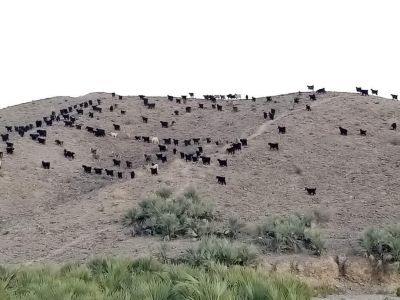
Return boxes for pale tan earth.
[0,91,399,295]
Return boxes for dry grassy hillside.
[0,91,399,264]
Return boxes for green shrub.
[255,214,324,255]
[359,224,400,263]
[0,258,312,300]
[181,237,258,266]
[124,188,215,239]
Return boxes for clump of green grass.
[180,237,258,267]
[359,224,400,263]
[0,258,313,300]
[255,213,324,255]
[124,188,215,239]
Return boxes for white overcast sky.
[0,0,399,109]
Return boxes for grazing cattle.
[392,94,398,100]
[5,126,12,132]
[142,116,148,123]
[151,136,159,144]
[184,139,191,146]
[126,161,132,168]
[82,165,92,173]
[64,121,73,127]
[105,169,114,177]
[360,129,367,136]
[76,124,82,130]
[240,138,248,147]
[147,103,155,109]
[305,187,316,195]
[361,89,369,96]
[266,96,272,102]
[192,156,198,162]
[30,133,39,140]
[159,145,167,152]
[371,89,378,95]
[198,146,203,153]
[17,130,25,137]
[174,110,179,115]
[118,95,123,100]
[144,154,152,162]
[212,104,216,109]
[268,112,275,120]
[216,176,226,185]
[168,95,174,101]
[77,109,83,115]
[90,148,97,155]
[130,171,135,179]
[306,105,311,111]
[391,123,397,130]
[42,161,51,169]
[44,119,52,126]
[206,137,211,143]
[217,159,227,167]
[161,156,167,163]
[156,153,163,160]
[189,93,194,97]
[316,88,326,94]
[176,98,181,104]
[113,124,121,131]
[38,137,46,144]
[278,126,286,134]
[263,112,268,119]
[121,110,126,115]
[309,94,316,100]
[339,127,348,136]
[94,168,103,175]
[201,156,211,165]
[185,154,193,162]
[89,112,94,118]
[36,120,42,127]
[226,147,235,155]
[173,148,177,155]
[160,121,169,128]
[356,87,362,93]
[111,92,116,97]
[193,138,200,145]
[143,136,150,143]
[182,95,187,100]
[95,129,106,137]
[268,143,279,150]
[6,147,14,154]
[110,132,118,138]
[113,159,121,167]
[135,136,141,141]
[55,139,64,146]
[217,104,223,111]
[163,138,171,145]
[186,107,191,113]
[150,163,158,175]
[64,149,75,159]
[1,134,9,142]
[180,152,185,159]
[307,85,314,91]
[199,103,204,109]
[294,97,300,104]
[117,172,123,178]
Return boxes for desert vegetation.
[0,257,313,299]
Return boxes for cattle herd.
[0,86,398,196]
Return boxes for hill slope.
[0,91,399,263]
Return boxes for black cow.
[89,112,94,118]
[142,116,148,123]
[38,137,46,144]
[201,156,211,165]
[76,124,82,130]
[94,168,103,175]
[309,94,316,101]
[36,120,42,128]
[206,137,211,144]
[391,123,397,130]
[82,165,92,173]
[130,171,135,179]
[117,172,123,178]
[359,129,367,136]
[135,136,141,141]
[361,89,369,96]
[112,92,116,97]
[119,95,123,100]
[216,176,226,185]
[173,148,177,155]
[268,112,275,120]
[37,129,47,137]
[232,143,242,151]
[168,95,174,101]
[240,139,248,147]
[1,134,9,142]
[105,169,114,177]
[95,129,106,137]
[173,139,179,146]
[185,154,193,162]
[86,126,94,133]
[113,124,121,131]
[159,145,167,152]
[55,139,64,146]
[161,156,167,163]
[156,153,163,160]
[294,97,300,104]
[121,110,126,115]
[30,133,39,140]
[163,138,171,145]
[113,159,121,167]
[226,147,235,155]
[6,147,14,154]
[185,106,191,113]
[150,167,158,175]
[268,143,279,150]
[174,110,179,115]
[77,109,83,115]
[371,89,378,95]
[356,87,362,93]
[306,105,311,111]
[217,105,223,111]
[278,126,286,134]
[305,187,316,195]
[160,121,169,128]
[5,126,12,132]
[193,138,200,145]
[316,88,326,94]
[176,98,181,104]
[217,159,227,167]
[391,94,398,100]
[339,127,348,136]
[199,103,204,109]
[307,85,314,91]
[184,139,191,146]
[212,104,216,109]
[263,112,268,119]
[198,146,203,153]
[42,161,51,169]
[143,136,150,143]
[126,161,132,168]
[147,103,155,109]
[266,96,272,102]
[180,152,185,159]
[6,142,13,148]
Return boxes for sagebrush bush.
[0,258,313,300]
[255,213,324,255]
[359,224,400,263]
[181,237,258,267]
[124,188,215,239]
